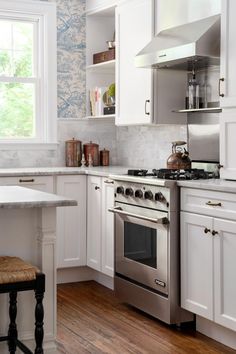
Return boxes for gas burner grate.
[127,169,150,176]
[152,168,216,180]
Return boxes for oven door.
[110,202,169,295]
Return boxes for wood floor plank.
[56,281,235,354]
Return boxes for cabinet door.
[0,176,54,193]
[181,212,214,320]
[101,178,114,277]
[116,0,154,125]
[220,0,236,107]
[87,176,102,271]
[214,218,236,331]
[220,108,236,180]
[57,175,87,268]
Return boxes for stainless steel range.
[109,169,196,325]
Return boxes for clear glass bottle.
[188,70,200,109]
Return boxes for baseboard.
[57,266,94,284]
[57,266,114,290]
[196,316,236,350]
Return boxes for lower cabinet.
[0,175,54,192]
[87,176,114,277]
[181,209,236,331]
[56,175,87,268]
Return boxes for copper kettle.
[167,141,191,170]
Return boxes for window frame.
[0,0,57,149]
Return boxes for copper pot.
[167,141,191,170]
[65,138,82,167]
[83,141,99,166]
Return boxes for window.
[0,0,57,147]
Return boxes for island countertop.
[0,186,77,209]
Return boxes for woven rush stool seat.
[0,256,45,354]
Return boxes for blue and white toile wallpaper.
[57,0,86,118]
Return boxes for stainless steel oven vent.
[135,15,220,70]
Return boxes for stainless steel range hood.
[135,15,220,70]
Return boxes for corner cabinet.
[56,175,87,268]
[181,188,236,332]
[87,176,114,277]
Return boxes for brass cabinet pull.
[212,230,219,236]
[104,180,114,184]
[204,228,211,234]
[218,78,225,97]
[19,179,35,183]
[206,201,222,207]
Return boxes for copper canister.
[65,138,82,167]
[100,149,109,166]
[83,141,99,166]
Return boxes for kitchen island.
[0,186,76,354]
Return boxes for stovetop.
[127,168,218,180]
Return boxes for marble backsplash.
[116,125,187,169]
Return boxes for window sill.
[0,142,59,150]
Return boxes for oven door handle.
[108,207,169,224]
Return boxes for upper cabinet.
[220,0,236,108]
[116,0,154,125]
[219,0,236,180]
[155,0,221,34]
[116,0,186,125]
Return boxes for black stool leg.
[34,274,45,354]
[8,291,17,354]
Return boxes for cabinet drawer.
[0,176,54,193]
[181,188,236,220]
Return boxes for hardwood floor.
[57,281,235,354]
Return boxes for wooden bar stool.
[0,256,45,354]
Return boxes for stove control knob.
[116,186,124,195]
[135,189,143,198]
[155,192,166,203]
[125,188,134,196]
[144,191,153,200]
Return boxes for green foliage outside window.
[0,21,35,139]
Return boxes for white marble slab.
[177,179,236,193]
[0,186,77,209]
[0,166,128,178]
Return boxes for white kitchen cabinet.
[214,218,236,331]
[87,176,114,276]
[0,175,54,193]
[87,175,102,271]
[181,187,236,332]
[220,0,236,108]
[116,0,186,125]
[220,108,236,180]
[181,212,214,320]
[57,175,87,268]
[101,178,114,277]
[116,0,154,125]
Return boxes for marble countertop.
[0,166,128,178]
[0,186,77,209]
[177,179,236,193]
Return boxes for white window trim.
[0,0,57,149]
